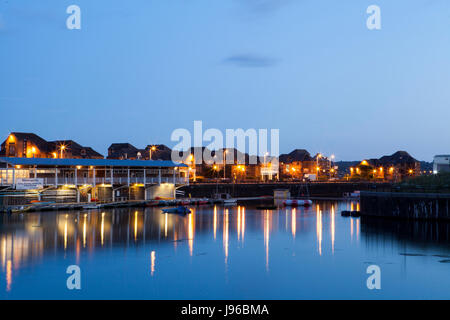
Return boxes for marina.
[1,201,448,299]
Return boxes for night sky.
[1,0,449,161]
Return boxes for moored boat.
[162,206,191,215]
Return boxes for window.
[23,139,28,156]
[8,143,15,156]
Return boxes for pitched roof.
[49,140,103,158]
[280,149,313,163]
[107,143,140,159]
[6,132,53,153]
[378,151,418,165]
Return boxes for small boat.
[283,199,312,207]
[162,206,191,215]
[341,210,351,217]
[9,206,32,213]
[223,199,237,205]
[350,211,361,217]
[343,191,360,199]
[83,204,99,210]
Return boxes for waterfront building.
[0,133,103,159]
[107,143,172,160]
[433,155,450,174]
[0,157,188,203]
[279,149,315,180]
[350,151,420,181]
[279,150,337,181]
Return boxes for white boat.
[213,193,237,205]
[223,198,237,205]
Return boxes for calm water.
[0,201,449,300]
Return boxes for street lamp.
[59,145,66,159]
[223,149,228,179]
[149,145,157,160]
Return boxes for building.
[433,155,450,174]
[0,133,103,159]
[280,149,315,180]
[279,149,336,180]
[49,140,103,159]
[350,151,420,181]
[107,143,145,160]
[0,157,188,202]
[107,143,172,160]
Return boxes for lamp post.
[223,149,228,180]
[330,154,335,179]
[149,145,157,160]
[60,145,66,159]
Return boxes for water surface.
[0,201,449,299]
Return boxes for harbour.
[1,201,449,299]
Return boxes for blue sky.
[1,0,450,161]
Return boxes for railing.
[0,176,188,187]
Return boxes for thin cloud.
[223,54,278,68]
[238,0,293,14]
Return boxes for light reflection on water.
[0,201,449,299]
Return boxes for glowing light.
[6,260,12,292]
[223,208,229,264]
[241,207,245,243]
[316,206,322,256]
[237,206,241,241]
[188,209,195,256]
[350,218,354,240]
[291,208,296,238]
[83,214,87,248]
[134,211,138,241]
[264,211,270,272]
[64,215,68,250]
[101,212,105,246]
[213,206,217,240]
[331,205,335,254]
[150,251,156,276]
[164,213,168,238]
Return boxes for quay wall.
[180,182,392,198]
[360,191,450,220]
